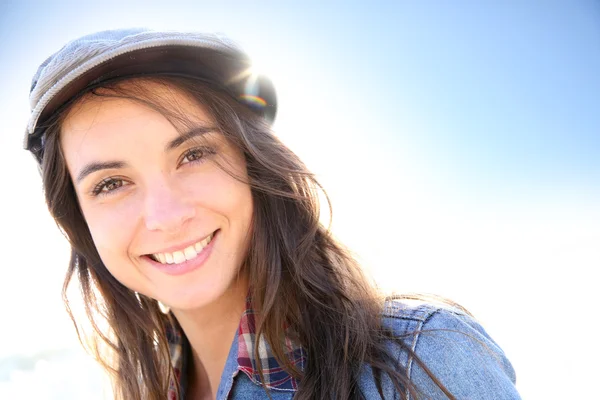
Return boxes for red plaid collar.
[167,301,306,399]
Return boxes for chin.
[160,275,244,312]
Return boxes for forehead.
[62,79,212,138]
[59,80,215,165]
[63,78,211,129]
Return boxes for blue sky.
[0,2,598,399]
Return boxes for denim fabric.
[359,302,521,399]
[190,301,520,399]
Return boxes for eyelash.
[179,146,215,166]
[89,146,216,197]
[91,177,127,196]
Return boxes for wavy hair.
[39,76,453,400]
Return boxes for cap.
[24,28,277,162]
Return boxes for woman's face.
[60,82,253,311]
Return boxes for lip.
[143,229,219,276]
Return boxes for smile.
[149,232,215,265]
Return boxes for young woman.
[24,29,520,399]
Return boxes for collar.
[167,301,306,399]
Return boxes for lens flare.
[238,94,268,109]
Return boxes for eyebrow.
[165,126,216,151]
[76,161,126,184]
[75,126,217,184]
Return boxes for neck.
[172,276,249,399]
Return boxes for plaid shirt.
[167,302,306,399]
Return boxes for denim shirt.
[171,300,521,399]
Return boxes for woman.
[24,28,520,399]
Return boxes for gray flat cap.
[24,28,277,163]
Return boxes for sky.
[1,1,599,398]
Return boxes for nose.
[143,179,196,233]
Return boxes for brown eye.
[92,178,126,196]
[179,147,215,166]
[182,149,204,163]
[104,179,123,191]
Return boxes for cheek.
[185,169,253,222]
[83,202,146,292]
[181,166,254,259]
[80,200,140,262]
[233,185,254,230]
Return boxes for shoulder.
[381,298,521,400]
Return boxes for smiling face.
[60,81,253,311]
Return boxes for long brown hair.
[40,76,453,399]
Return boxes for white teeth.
[172,251,186,264]
[183,246,197,261]
[152,232,215,265]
